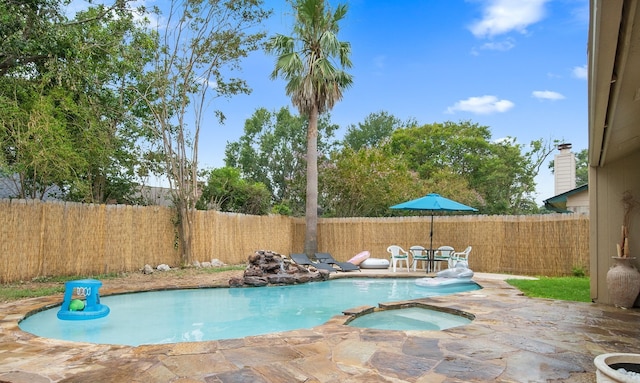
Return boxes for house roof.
[543,184,588,213]
[589,0,640,167]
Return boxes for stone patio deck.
[1,270,639,382]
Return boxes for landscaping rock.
[231,250,327,287]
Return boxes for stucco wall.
[590,150,640,306]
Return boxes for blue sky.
[70,0,589,204]
[201,0,589,204]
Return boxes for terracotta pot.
[606,257,640,308]
[595,353,640,383]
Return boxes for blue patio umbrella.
[390,193,478,262]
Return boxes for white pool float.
[435,264,474,279]
[415,263,474,287]
[359,258,390,269]
[415,277,476,287]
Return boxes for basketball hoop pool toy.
[57,279,110,320]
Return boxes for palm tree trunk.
[304,105,319,256]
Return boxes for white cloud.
[570,2,590,25]
[478,38,515,51]
[532,90,565,101]
[469,0,550,38]
[197,77,218,89]
[572,64,588,80]
[446,95,515,115]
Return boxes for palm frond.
[268,0,352,114]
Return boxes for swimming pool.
[19,278,481,346]
[347,306,473,331]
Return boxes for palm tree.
[266,0,353,256]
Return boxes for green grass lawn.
[506,276,591,302]
[0,266,247,303]
[0,274,123,302]
[0,285,66,301]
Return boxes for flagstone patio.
[1,270,639,382]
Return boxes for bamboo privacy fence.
[0,199,589,283]
[316,213,589,276]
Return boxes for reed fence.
[317,214,589,277]
[0,199,589,283]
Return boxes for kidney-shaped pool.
[19,278,480,346]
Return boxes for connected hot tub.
[345,303,474,331]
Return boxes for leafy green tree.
[53,4,159,203]
[224,107,339,215]
[389,121,489,179]
[575,149,588,186]
[476,137,554,214]
[0,85,85,199]
[320,146,425,217]
[418,167,483,211]
[197,167,270,215]
[320,143,481,217]
[0,0,104,75]
[0,1,155,202]
[137,0,269,264]
[389,121,553,214]
[342,111,407,150]
[266,0,353,256]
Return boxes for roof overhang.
[543,184,589,213]
[588,0,640,167]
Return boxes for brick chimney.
[554,143,576,195]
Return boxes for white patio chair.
[433,245,455,271]
[449,246,472,268]
[386,245,410,272]
[409,245,429,271]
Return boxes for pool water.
[347,307,472,331]
[19,278,480,346]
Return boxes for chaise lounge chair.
[314,252,360,272]
[289,253,337,273]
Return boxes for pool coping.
[2,272,640,382]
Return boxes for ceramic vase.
[606,257,640,309]
[594,353,640,383]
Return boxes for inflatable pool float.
[415,263,474,287]
[347,251,371,266]
[360,258,390,269]
[435,265,474,279]
[415,276,475,287]
[57,279,110,320]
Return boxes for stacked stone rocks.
[229,250,329,287]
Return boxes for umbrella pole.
[429,214,434,273]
